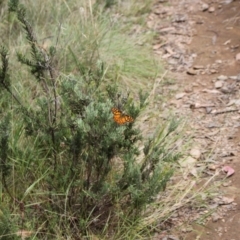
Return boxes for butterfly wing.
[122,114,134,124]
[111,108,122,124]
[111,107,134,125]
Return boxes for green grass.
[3,0,159,98]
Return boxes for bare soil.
[149,0,240,239]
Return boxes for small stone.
[236,53,240,61]
[181,228,193,233]
[222,181,231,187]
[208,6,215,13]
[208,164,217,170]
[215,80,223,89]
[210,69,217,74]
[192,53,197,58]
[223,0,234,4]
[212,213,222,222]
[196,19,204,24]
[206,107,212,114]
[220,196,234,205]
[175,92,186,99]
[221,87,231,94]
[193,65,204,69]
[217,75,228,81]
[187,69,197,75]
[202,3,209,11]
[190,148,201,159]
[229,76,238,80]
[172,14,187,23]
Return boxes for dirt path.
[149,0,240,239]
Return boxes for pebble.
[196,19,204,24]
[237,74,240,81]
[229,76,238,80]
[184,86,193,93]
[201,3,209,11]
[220,196,234,205]
[172,14,187,23]
[181,228,193,233]
[193,65,204,69]
[190,148,201,159]
[235,52,240,61]
[208,6,215,13]
[175,92,186,99]
[208,164,217,170]
[210,69,217,74]
[187,69,197,75]
[215,80,223,89]
[206,107,212,114]
[212,213,222,222]
[223,0,235,4]
[222,181,231,187]
[221,87,231,94]
[217,75,228,81]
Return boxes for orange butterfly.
[111,107,134,125]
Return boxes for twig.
[212,108,239,115]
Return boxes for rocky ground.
[148,0,240,239]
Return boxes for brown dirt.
[149,0,240,239]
